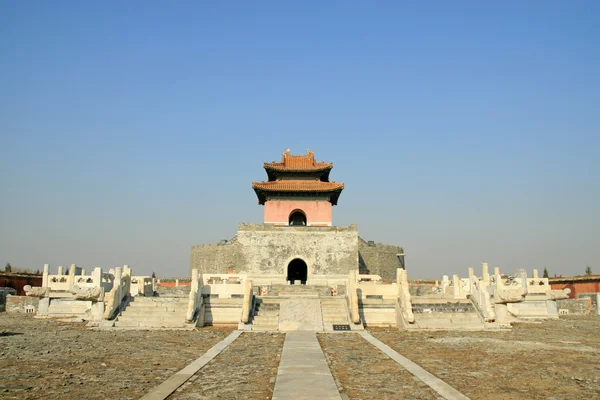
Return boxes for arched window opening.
[289,210,307,226]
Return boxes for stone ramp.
[272,331,342,400]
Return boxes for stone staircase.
[46,298,93,318]
[267,284,330,298]
[249,284,355,331]
[320,298,351,331]
[251,298,280,331]
[410,298,485,330]
[114,297,190,328]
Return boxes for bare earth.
[2,313,600,400]
[370,316,600,400]
[169,332,285,400]
[0,313,233,400]
[318,332,441,400]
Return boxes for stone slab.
[272,331,341,400]
[359,331,470,400]
[278,298,324,331]
[139,330,242,400]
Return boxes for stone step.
[251,325,278,331]
[129,297,188,303]
[117,315,186,323]
[253,314,279,322]
[114,320,188,328]
[121,310,187,318]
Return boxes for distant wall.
[550,280,600,299]
[191,224,359,277]
[0,274,42,296]
[358,238,404,280]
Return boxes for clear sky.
[1,2,598,279]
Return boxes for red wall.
[0,274,43,296]
[550,281,600,299]
[264,200,332,226]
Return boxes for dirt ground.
[0,313,233,399]
[318,333,442,400]
[169,332,285,400]
[370,316,600,400]
[2,313,600,400]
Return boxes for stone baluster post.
[92,267,102,288]
[67,264,76,291]
[441,275,449,294]
[494,267,500,276]
[533,269,539,279]
[452,275,461,298]
[81,269,86,276]
[482,263,490,283]
[114,266,123,304]
[42,264,49,288]
[468,267,476,294]
[57,266,64,275]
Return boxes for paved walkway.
[272,331,342,400]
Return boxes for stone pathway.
[272,331,342,400]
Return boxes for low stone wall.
[5,295,39,313]
[556,297,593,315]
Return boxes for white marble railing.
[103,266,131,320]
[130,276,153,297]
[396,269,414,324]
[468,264,495,321]
[186,269,203,323]
[241,279,253,324]
[347,270,360,324]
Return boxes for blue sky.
[1,2,598,279]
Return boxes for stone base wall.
[358,238,404,279]
[191,224,359,278]
[5,295,39,313]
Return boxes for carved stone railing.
[130,276,153,297]
[468,264,495,322]
[103,266,131,320]
[241,279,253,324]
[347,270,360,324]
[186,269,203,323]
[396,268,414,325]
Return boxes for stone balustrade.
[103,266,131,320]
[186,269,203,323]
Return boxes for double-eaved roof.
[252,149,344,205]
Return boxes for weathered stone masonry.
[191,223,359,277]
[190,224,404,280]
[358,238,404,278]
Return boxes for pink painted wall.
[264,200,332,226]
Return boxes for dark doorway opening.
[289,210,307,226]
[287,258,308,285]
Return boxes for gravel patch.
[0,313,233,399]
[169,332,285,400]
[318,333,441,400]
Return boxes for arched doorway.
[287,258,308,285]
[289,210,307,226]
